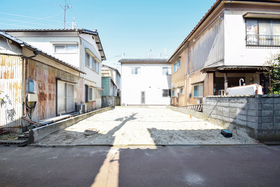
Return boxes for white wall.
[81,38,102,88]
[122,63,171,105]
[224,12,280,66]
[14,36,80,68]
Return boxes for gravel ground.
[37,107,258,145]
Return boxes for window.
[85,85,95,102]
[85,53,90,67]
[246,19,280,46]
[88,87,93,101]
[54,44,77,53]
[162,89,171,97]
[131,67,141,75]
[194,84,203,98]
[173,59,181,73]
[180,88,184,95]
[57,80,75,114]
[96,61,99,73]
[85,52,99,73]
[162,67,171,75]
[172,90,176,97]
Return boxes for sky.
[0,0,217,69]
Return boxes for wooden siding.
[0,55,23,131]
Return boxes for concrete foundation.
[29,107,113,143]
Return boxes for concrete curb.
[29,143,264,148]
[29,106,114,144]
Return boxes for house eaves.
[3,28,106,61]
[119,58,169,64]
[0,30,86,74]
[168,0,280,63]
[102,64,121,76]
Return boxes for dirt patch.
[37,107,258,145]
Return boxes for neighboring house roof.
[119,58,169,64]
[102,64,121,76]
[3,28,106,60]
[0,30,86,74]
[168,0,280,62]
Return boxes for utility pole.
[53,0,71,29]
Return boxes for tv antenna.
[53,0,71,29]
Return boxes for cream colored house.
[169,0,280,106]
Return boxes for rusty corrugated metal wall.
[0,55,22,131]
[28,59,82,121]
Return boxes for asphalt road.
[0,145,280,187]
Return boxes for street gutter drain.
[84,128,99,136]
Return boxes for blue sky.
[0,0,216,68]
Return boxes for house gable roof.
[0,30,86,74]
[3,28,106,60]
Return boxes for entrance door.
[141,91,145,104]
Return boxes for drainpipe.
[79,37,85,104]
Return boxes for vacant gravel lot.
[37,107,257,145]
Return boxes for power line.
[53,0,71,29]
[0,22,38,29]
[0,12,64,23]
[0,18,61,27]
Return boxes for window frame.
[54,44,78,53]
[246,18,280,47]
[180,88,184,95]
[85,52,100,74]
[162,89,171,97]
[171,89,177,97]
[193,83,203,98]
[130,67,141,75]
[173,59,181,73]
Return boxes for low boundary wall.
[168,95,280,143]
[203,95,280,142]
[29,106,113,143]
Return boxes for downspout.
[79,34,85,103]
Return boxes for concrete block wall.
[102,96,120,107]
[203,95,280,142]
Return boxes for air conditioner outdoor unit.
[76,104,87,114]
[81,104,86,113]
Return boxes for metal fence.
[247,35,280,46]
[182,104,203,112]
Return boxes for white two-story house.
[5,29,106,112]
[120,58,171,106]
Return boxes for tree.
[265,54,280,95]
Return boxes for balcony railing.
[246,35,280,46]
